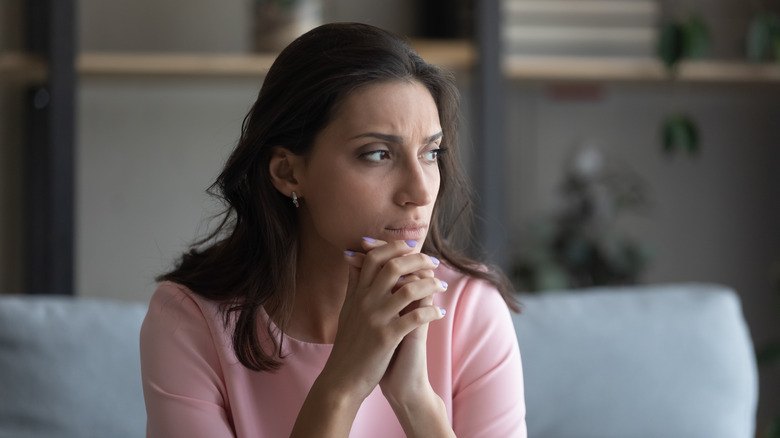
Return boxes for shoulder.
[141,282,233,360]
[144,282,222,329]
[435,264,511,319]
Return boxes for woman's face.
[296,80,443,255]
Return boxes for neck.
[286,237,349,344]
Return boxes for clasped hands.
[324,237,447,409]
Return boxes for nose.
[393,158,437,207]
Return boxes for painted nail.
[344,250,356,257]
[362,237,376,243]
[440,308,447,317]
[405,240,418,247]
[430,256,440,266]
[440,280,448,289]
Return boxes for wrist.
[386,386,454,438]
[311,372,365,415]
[291,375,364,438]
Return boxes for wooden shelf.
[77,40,476,79]
[1,40,476,82]
[9,46,780,84]
[0,52,47,83]
[78,52,277,78]
[504,56,780,84]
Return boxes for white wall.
[506,81,780,429]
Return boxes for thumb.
[344,251,364,296]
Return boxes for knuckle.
[385,257,404,273]
[409,309,426,325]
[364,251,382,266]
[395,285,416,301]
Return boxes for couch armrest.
[0,295,148,438]
[512,283,758,438]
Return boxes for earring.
[291,191,299,208]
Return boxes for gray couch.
[0,283,758,437]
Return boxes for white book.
[503,0,660,27]
[501,0,660,57]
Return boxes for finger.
[343,250,366,269]
[371,253,440,293]
[358,240,420,289]
[360,237,388,251]
[398,293,435,316]
[390,304,446,337]
[344,263,362,298]
[394,269,434,291]
[388,277,447,315]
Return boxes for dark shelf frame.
[474,0,509,269]
[24,0,76,295]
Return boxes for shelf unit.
[0,52,47,82]
[8,49,780,84]
[504,56,780,83]
[9,1,779,295]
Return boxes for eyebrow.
[350,131,443,145]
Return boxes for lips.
[383,221,429,241]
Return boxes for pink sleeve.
[450,278,527,437]
[140,283,235,438]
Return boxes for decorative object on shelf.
[501,0,661,58]
[746,11,780,63]
[656,12,710,156]
[657,13,711,70]
[511,142,652,292]
[252,0,322,52]
[417,0,473,39]
[662,112,699,155]
[757,260,780,438]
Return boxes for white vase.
[252,0,323,52]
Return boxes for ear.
[268,146,303,197]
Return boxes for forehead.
[329,80,441,135]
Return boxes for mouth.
[383,222,429,241]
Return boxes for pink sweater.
[140,266,527,437]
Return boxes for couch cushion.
[0,295,148,438]
[512,283,758,438]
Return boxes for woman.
[140,22,526,437]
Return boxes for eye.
[420,147,448,163]
[359,150,391,162]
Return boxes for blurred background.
[1,0,779,433]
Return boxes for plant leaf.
[683,15,711,59]
[662,114,699,155]
[658,22,685,70]
[747,13,780,62]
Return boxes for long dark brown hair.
[159,22,519,372]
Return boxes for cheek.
[304,173,377,242]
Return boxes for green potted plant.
[511,144,652,292]
[746,11,780,63]
[657,13,710,156]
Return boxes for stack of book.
[502,0,661,58]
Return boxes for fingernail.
[430,256,440,266]
[344,250,356,257]
[440,308,447,317]
[405,240,418,247]
[362,237,376,243]
[440,280,448,289]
